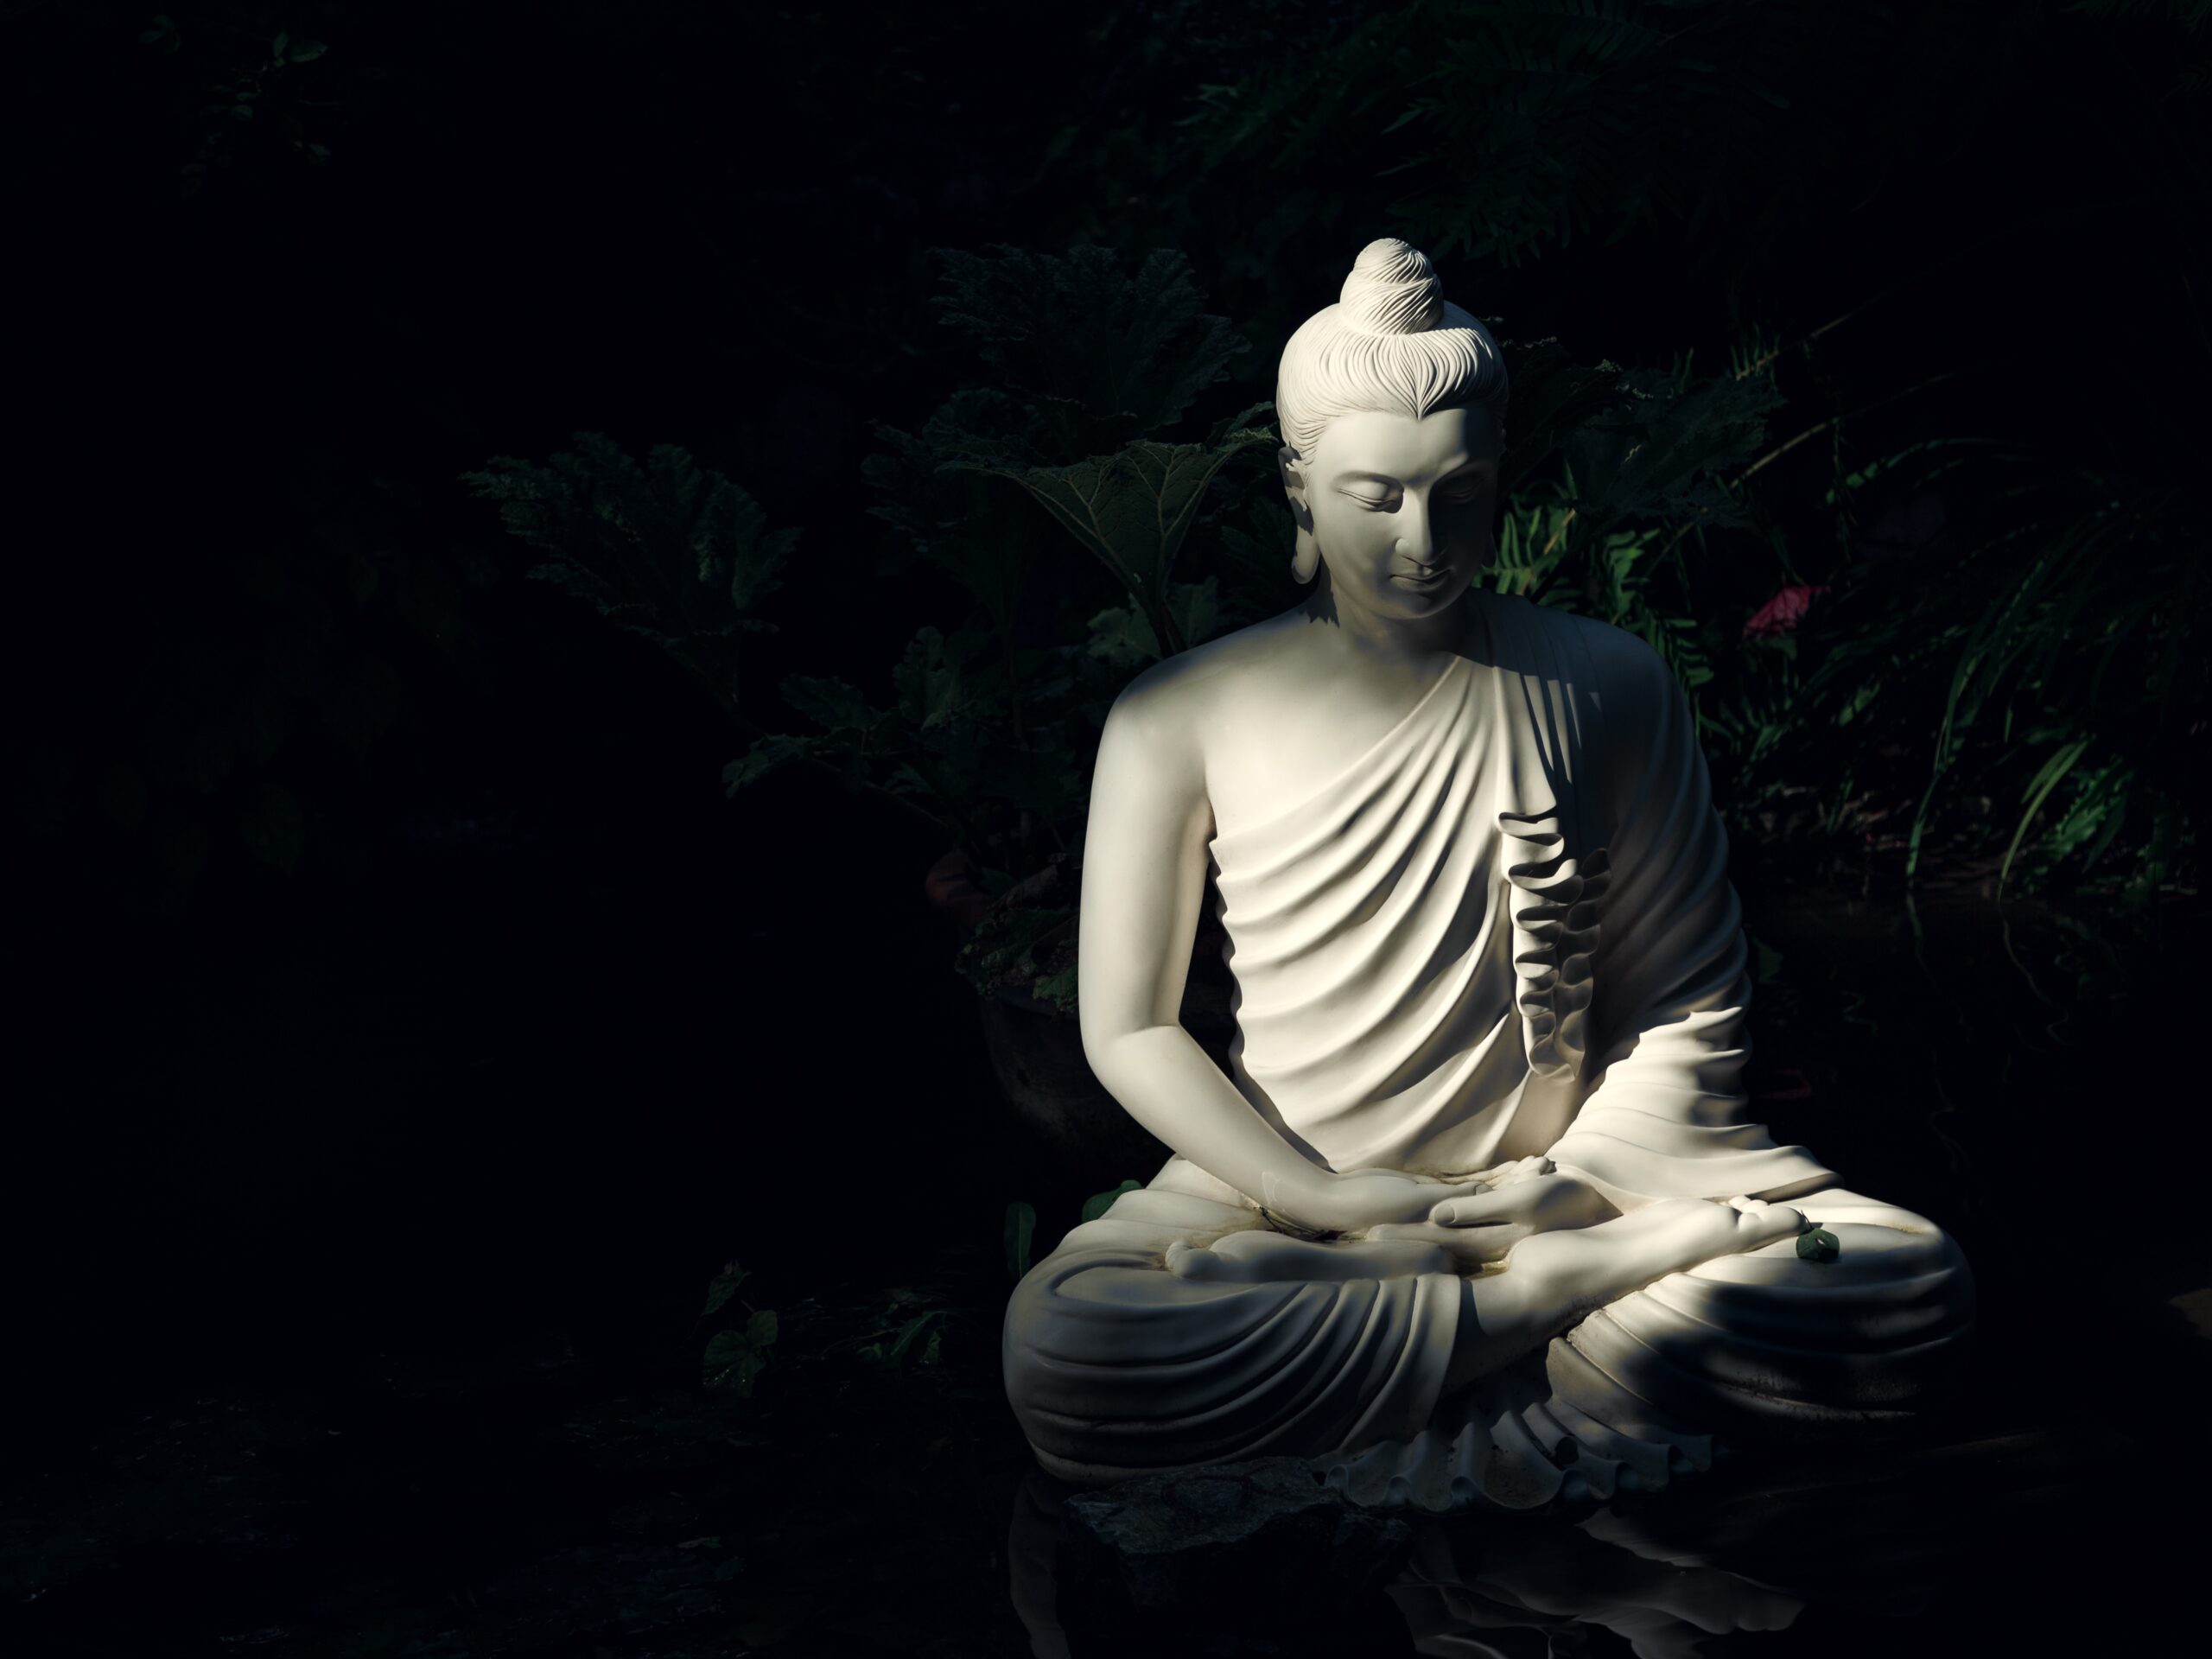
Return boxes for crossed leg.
[1162,1193,1807,1399]
[1444,1196,1803,1393]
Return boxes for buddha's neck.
[1304,568,1484,664]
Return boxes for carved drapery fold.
[1497,804,1611,1084]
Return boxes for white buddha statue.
[1001,238,1974,1513]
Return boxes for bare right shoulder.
[1101,610,1307,784]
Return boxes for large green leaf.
[700,1263,749,1320]
[866,428,1048,633]
[967,420,1274,648]
[1086,577,1222,668]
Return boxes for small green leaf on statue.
[1796,1227,1840,1262]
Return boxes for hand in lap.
[1268,1156,1618,1247]
[1360,1156,1618,1250]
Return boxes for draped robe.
[1001,592,1974,1512]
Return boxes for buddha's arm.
[1077,680,1343,1216]
[1546,635,1834,1211]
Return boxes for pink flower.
[1744,583,1830,640]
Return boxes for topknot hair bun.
[1274,235,1505,468]
[1338,238,1445,335]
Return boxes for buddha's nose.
[1396,496,1436,563]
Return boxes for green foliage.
[1086,577,1222,670]
[863,246,1250,650]
[927,245,1248,461]
[1564,372,1780,534]
[718,619,1103,858]
[465,435,796,719]
[855,1308,950,1372]
[1484,359,1783,700]
[699,1262,750,1322]
[690,1255,1004,1402]
[723,248,1274,884]
[1465,334,2206,901]
[137,8,345,194]
[701,1311,778,1396]
[461,248,1255,910]
[871,246,1264,665]
[1492,338,1629,501]
[848,1285,964,1375]
[1003,1202,1037,1281]
[696,1261,776,1397]
[957,416,1275,656]
[956,894,1080,1012]
[1834,478,2202,901]
[1148,2,2040,275]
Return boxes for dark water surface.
[9,803,2206,1655]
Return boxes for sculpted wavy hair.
[1274,238,1510,467]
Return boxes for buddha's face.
[1282,404,1502,623]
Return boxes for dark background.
[6,8,2209,1647]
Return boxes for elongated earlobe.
[1291,527,1320,585]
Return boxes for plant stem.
[1733,372,1973,487]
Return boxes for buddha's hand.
[1424,1166,1619,1234]
[1340,1162,1619,1266]
[1440,1154,1557,1190]
[1264,1167,1494,1236]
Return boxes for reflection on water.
[1006,888,2211,1656]
[1385,1428,2078,1659]
[1012,1425,2107,1657]
[1391,1515,1808,1658]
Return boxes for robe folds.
[1002,592,1974,1513]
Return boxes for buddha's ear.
[1280,447,1320,585]
[1277,445,1312,521]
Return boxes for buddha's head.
[1275,238,1508,621]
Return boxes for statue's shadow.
[1007,1427,2086,1657]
